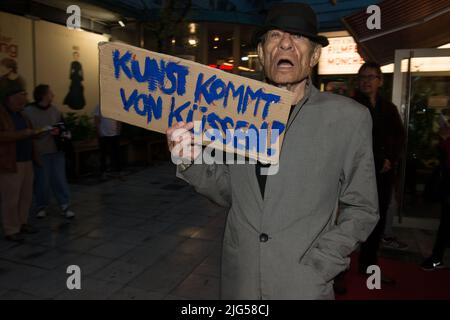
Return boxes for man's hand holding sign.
[167,121,201,165]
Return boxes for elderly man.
[0,81,38,242]
[166,2,379,300]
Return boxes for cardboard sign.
[99,42,294,164]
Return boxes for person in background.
[94,104,123,181]
[0,81,39,242]
[23,84,75,219]
[382,180,409,250]
[0,58,26,93]
[421,123,450,270]
[354,62,406,283]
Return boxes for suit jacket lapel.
[286,79,314,133]
[263,81,317,207]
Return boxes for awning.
[342,0,450,65]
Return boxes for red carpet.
[336,254,450,300]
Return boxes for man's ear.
[257,43,264,68]
[309,44,322,68]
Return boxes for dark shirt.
[256,105,296,198]
[256,162,271,197]
[353,91,405,172]
[9,110,33,162]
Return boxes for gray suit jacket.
[178,84,379,300]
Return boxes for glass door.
[393,48,450,224]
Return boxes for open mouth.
[276,59,295,68]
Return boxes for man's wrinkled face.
[258,30,321,85]
[358,67,383,96]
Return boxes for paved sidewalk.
[0,162,445,299]
[0,162,225,300]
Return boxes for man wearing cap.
[166,3,379,299]
[0,81,39,242]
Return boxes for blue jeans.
[34,152,71,210]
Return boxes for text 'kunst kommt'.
[112,49,287,157]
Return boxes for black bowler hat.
[252,2,329,47]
